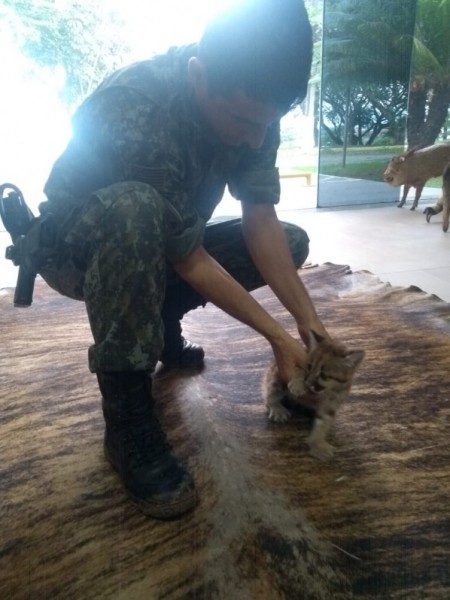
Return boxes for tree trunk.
[342,82,351,167]
[321,122,343,145]
[422,83,450,145]
[407,82,450,148]
[406,83,427,147]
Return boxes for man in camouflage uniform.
[37,0,328,519]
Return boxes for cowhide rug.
[0,263,449,600]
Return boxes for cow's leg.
[423,196,443,223]
[411,184,424,210]
[442,195,449,233]
[398,184,410,207]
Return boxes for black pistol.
[0,183,37,307]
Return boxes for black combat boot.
[160,317,205,368]
[97,371,198,519]
[160,284,205,369]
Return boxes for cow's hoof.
[423,207,437,223]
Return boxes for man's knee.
[281,221,310,268]
[93,181,166,223]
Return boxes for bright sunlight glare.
[0,0,240,213]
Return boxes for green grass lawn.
[277,145,443,189]
[320,160,442,188]
[320,145,404,156]
[319,160,387,181]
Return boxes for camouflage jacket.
[42,44,281,261]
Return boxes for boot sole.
[160,354,205,369]
[160,344,205,369]
[104,446,199,520]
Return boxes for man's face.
[189,58,283,149]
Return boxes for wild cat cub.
[263,332,365,460]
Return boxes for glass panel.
[277,1,323,213]
[404,0,450,214]
[318,0,417,208]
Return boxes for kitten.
[263,331,365,460]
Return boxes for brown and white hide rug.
[0,263,449,600]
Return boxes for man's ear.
[188,57,208,93]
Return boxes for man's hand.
[172,246,307,366]
[241,202,329,343]
[173,246,316,393]
[270,332,308,384]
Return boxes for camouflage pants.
[39,182,310,373]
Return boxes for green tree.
[320,0,416,156]
[406,0,450,146]
[322,82,408,146]
[323,0,415,88]
[1,0,130,108]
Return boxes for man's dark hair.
[198,0,313,113]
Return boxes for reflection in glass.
[318,0,417,208]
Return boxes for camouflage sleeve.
[71,86,205,262]
[227,121,281,205]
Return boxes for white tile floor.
[215,179,450,303]
[1,180,449,303]
[287,204,450,303]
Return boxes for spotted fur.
[1,264,449,599]
[264,331,365,460]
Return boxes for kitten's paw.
[268,405,291,423]
[287,378,307,398]
[307,439,334,461]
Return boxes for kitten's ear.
[309,330,325,348]
[344,350,365,369]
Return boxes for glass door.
[317,0,417,208]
